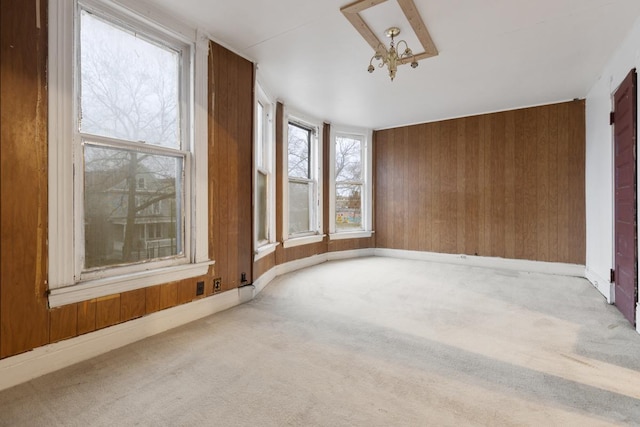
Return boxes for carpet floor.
[1,257,639,426]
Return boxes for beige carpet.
[1,257,639,426]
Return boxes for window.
[286,117,323,244]
[335,134,364,231]
[330,128,373,239]
[48,0,210,307]
[254,83,276,257]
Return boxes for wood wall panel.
[159,282,178,310]
[0,0,50,358]
[145,286,161,315]
[275,102,285,242]
[209,41,254,290]
[177,278,199,305]
[568,101,587,262]
[323,122,331,234]
[95,295,121,330]
[77,299,97,336]
[328,237,375,252]
[254,252,277,279]
[374,100,586,264]
[120,289,146,322]
[50,305,78,344]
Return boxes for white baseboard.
[276,253,328,276]
[0,288,244,392]
[327,248,375,260]
[251,249,375,299]
[585,267,614,303]
[373,248,585,277]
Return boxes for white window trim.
[253,242,279,262]
[329,230,373,240]
[329,126,373,239]
[282,234,325,248]
[254,79,276,251]
[48,0,211,307]
[283,109,324,243]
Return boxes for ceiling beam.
[340,8,382,50]
[341,0,388,14]
[396,0,438,57]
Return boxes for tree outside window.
[288,122,316,235]
[335,135,364,231]
[80,9,185,270]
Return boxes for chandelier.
[367,27,418,81]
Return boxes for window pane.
[288,123,310,179]
[80,10,180,149]
[257,102,264,169]
[256,171,267,242]
[335,136,362,182]
[84,144,183,269]
[289,181,312,234]
[335,184,362,231]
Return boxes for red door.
[613,69,637,326]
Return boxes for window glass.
[335,136,362,182]
[288,123,311,179]
[335,135,364,231]
[256,101,265,168]
[80,10,180,149]
[83,144,183,269]
[335,184,362,230]
[288,181,312,234]
[256,171,267,242]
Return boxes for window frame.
[283,111,324,248]
[329,126,373,240]
[253,82,277,260]
[48,0,212,307]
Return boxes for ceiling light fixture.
[367,27,418,81]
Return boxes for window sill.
[254,242,279,261]
[48,260,215,308]
[282,234,325,249]
[329,231,373,240]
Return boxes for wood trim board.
[340,0,438,62]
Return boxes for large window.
[285,116,322,244]
[330,128,373,238]
[80,4,187,273]
[48,0,210,307]
[254,83,275,255]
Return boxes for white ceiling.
[148,0,640,130]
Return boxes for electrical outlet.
[213,277,222,293]
[196,281,205,296]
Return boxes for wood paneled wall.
[47,277,212,345]
[375,100,586,264]
[209,41,254,289]
[0,2,249,359]
[1,0,50,358]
